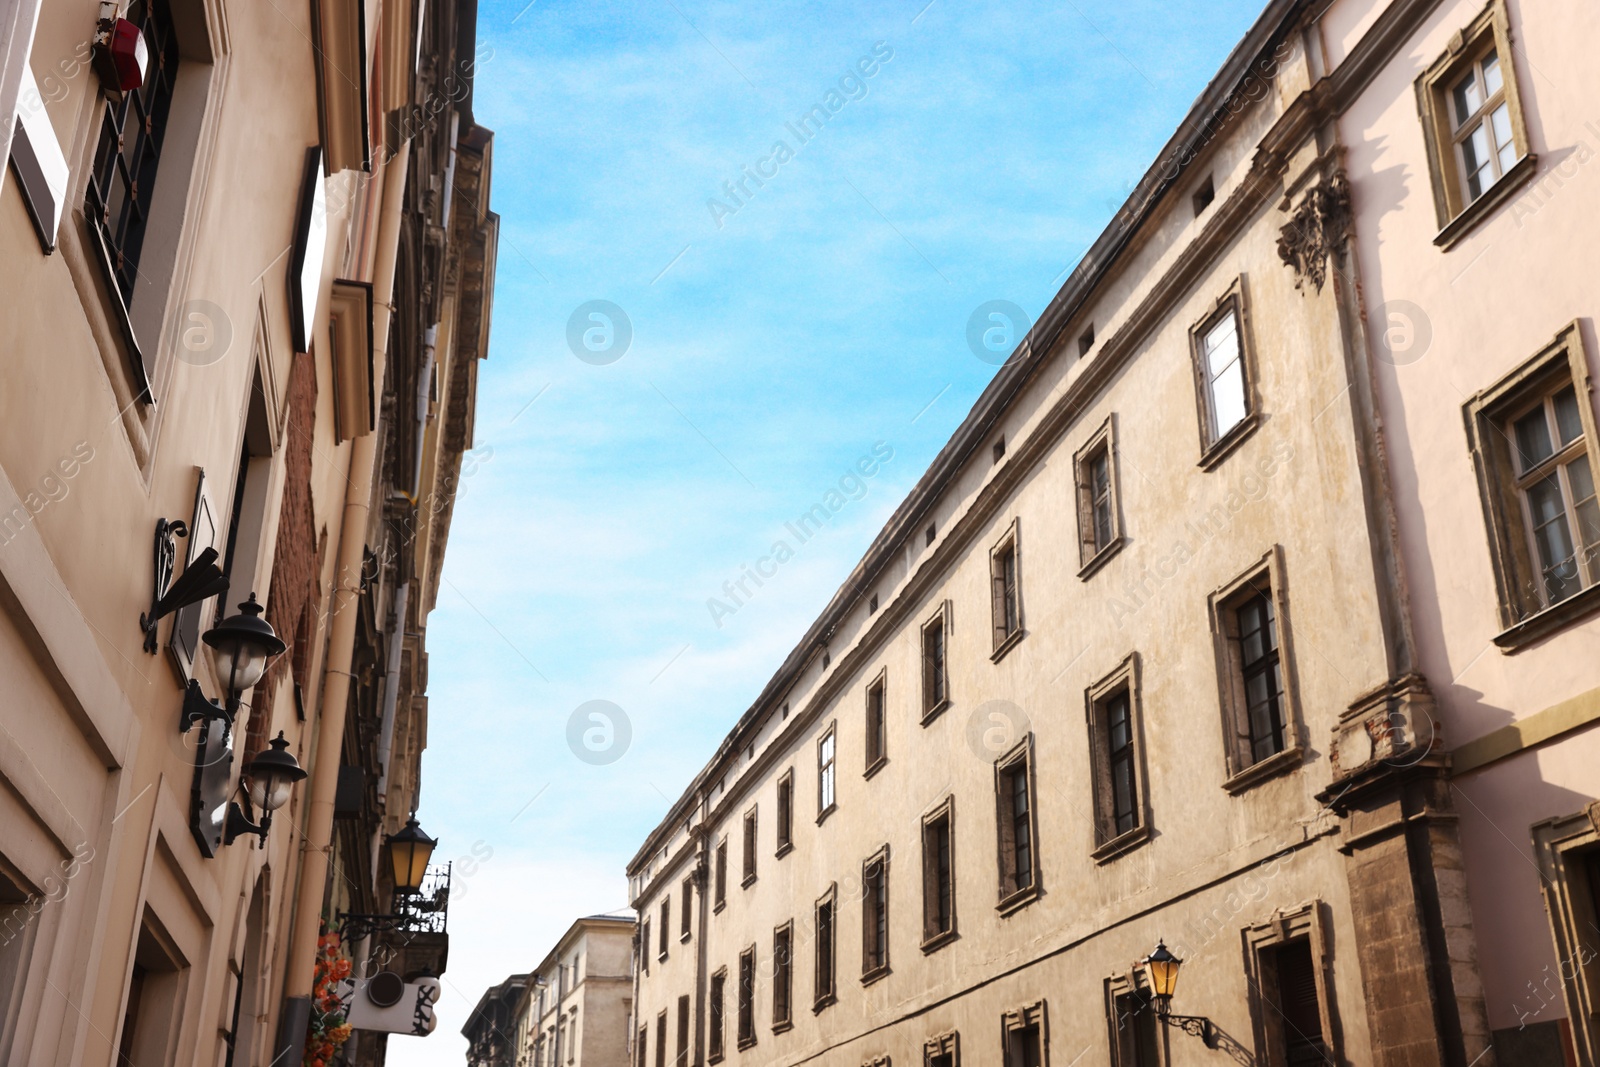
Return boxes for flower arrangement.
[304,927,354,1067]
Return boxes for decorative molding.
[1276,171,1351,293]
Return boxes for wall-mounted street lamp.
[338,816,450,941]
[1141,941,1216,1049]
[387,816,439,894]
[181,594,287,732]
[224,732,307,846]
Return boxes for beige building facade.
[625,1,1600,1066]
[505,915,636,1067]
[0,0,493,1065]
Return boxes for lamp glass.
[247,769,295,812]
[386,819,438,892]
[210,639,268,694]
[1144,942,1182,1000]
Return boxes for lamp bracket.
[223,801,269,847]
[1158,1011,1216,1049]
[179,678,233,734]
[141,516,228,653]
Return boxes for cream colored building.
[0,0,493,1064]
[506,915,636,1067]
[618,1,1592,1066]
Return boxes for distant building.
[509,914,637,1067]
[465,974,530,1067]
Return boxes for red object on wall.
[95,17,149,93]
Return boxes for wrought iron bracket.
[1159,1011,1216,1049]
[180,678,234,734]
[338,911,430,943]
[140,518,228,653]
[223,801,271,848]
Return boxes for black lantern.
[1140,940,1215,1048]
[386,816,438,894]
[224,732,307,847]
[204,594,286,704]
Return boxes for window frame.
[1000,1000,1049,1067]
[1242,902,1340,1066]
[1208,547,1306,792]
[864,670,889,778]
[1187,278,1260,470]
[772,921,794,1033]
[742,806,759,888]
[817,724,838,823]
[657,898,670,961]
[641,918,651,973]
[713,837,728,912]
[680,876,693,942]
[1464,323,1600,649]
[708,968,727,1064]
[1085,653,1151,861]
[1416,0,1535,247]
[674,995,690,1067]
[920,602,953,724]
[736,944,757,1050]
[1531,804,1600,1063]
[920,796,958,952]
[860,844,891,984]
[1074,416,1126,578]
[993,734,1042,915]
[775,770,795,858]
[923,1031,960,1067]
[813,883,838,1012]
[1103,973,1163,1067]
[654,1011,667,1067]
[989,520,1024,661]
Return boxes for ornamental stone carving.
[1277,171,1353,294]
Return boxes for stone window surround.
[775,770,795,858]
[1415,0,1537,249]
[707,968,726,1064]
[1000,999,1049,1067]
[1463,321,1600,651]
[1530,802,1600,1066]
[817,722,838,824]
[922,1030,959,1067]
[920,795,958,953]
[814,882,838,1012]
[1085,652,1152,862]
[921,601,953,725]
[1207,545,1308,793]
[988,519,1025,662]
[1103,970,1161,1067]
[1074,414,1126,579]
[736,944,757,1050]
[679,876,693,943]
[741,806,758,888]
[1241,900,1341,1066]
[860,843,891,985]
[712,837,727,913]
[993,733,1042,916]
[1187,275,1262,471]
[772,920,794,1033]
[864,668,889,779]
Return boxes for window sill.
[1078,536,1127,581]
[657,952,668,963]
[816,803,837,826]
[863,755,888,780]
[921,699,952,727]
[1434,153,1538,250]
[996,883,1041,917]
[1221,745,1304,795]
[736,1036,757,1052]
[709,1052,725,1065]
[860,965,891,987]
[920,928,959,955]
[990,628,1025,664]
[741,873,757,889]
[680,931,691,944]
[1197,411,1261,472]
[771,1019,793,1035]
[775,841,794,860]
[1091,823,1151,864]
[713,899,726,915]
[812,993,836,1015]
[1493,582,1600,652]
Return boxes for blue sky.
[395,0,1267,1058]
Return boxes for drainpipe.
[274,141,411,1067]
[375,579,410,804]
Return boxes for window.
[1209,549,1303,790]
[921,798,956,950]
[714,838,728,911]
[676,995,690,1067]
[817,727,837,820]
[773,923,793,1031]
[1531,810,1600,1056]
[1074,416,1123,574]
[640,1025,651,1067]
[925,523,936,547]
[655,1012,667,1067]
[1189,281,1257,465]
[658,899,670,959]
[924,1031,959,1067]
[994,737,1040,913]
[709,969,726,1063]
[1002,1002,1047,1067]
[680,878,693,941]
[742,808,758,887]
[864,673,888,775]
[993,437,1006,463]
[1464,325,1600,647]
[1417,1,1530,237]
[814,885,837,1010]
[861,846,890,981]
[921,605,950,722]
[1079,325,1095,356]
[737,946,757,1049]
[776,771,794,857]
[117,917,187,1067]
[1192,173,1215,216]
[1243,904,1337,1065]
[989,522,1022,658]
[1106,981,1160,1067]
[84,0,184,394]
[640,919,651,973]
[1086,655,1148,859]
[218,366,278,632]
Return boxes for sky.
[392,0,1268,1060]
